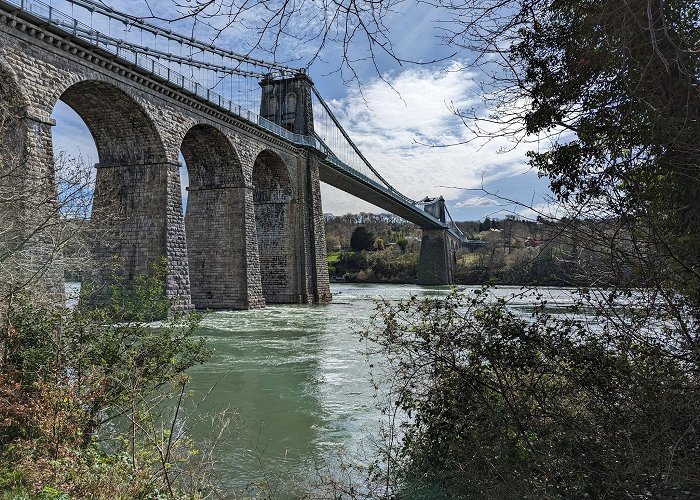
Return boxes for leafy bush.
[373,237,385,251]
[396,237,408,253]
[0,259,213,497]
[364,289,700,498]
[350,226,375,252]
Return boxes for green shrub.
[350,226,375,251]
[365,289,700,498]
[0,259,212,498]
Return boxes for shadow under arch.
[59,80,165,166]
[252,149,300,303]
[54,80,187,308]
[180,124,248,309]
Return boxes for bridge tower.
[417,196,458,285]
[259,72,315,135]
[258,72,331,303]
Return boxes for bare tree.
[0,111,100,310]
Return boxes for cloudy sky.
[50,0,553,221]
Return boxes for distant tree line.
[324,213,637,287]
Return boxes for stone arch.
[253,150,293,202]
[180,124,248,309]
[58,80,166,166]
[52,80,187,306]
[181,124,243,188]
[252,149,299,303]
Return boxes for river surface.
[66,282,578,496]
[180,283,579,497]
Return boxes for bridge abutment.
[165,162,194,311]
[302,155,332,304]
[252,149,301,304]
[242,187,267,309]
[184,184,253,309]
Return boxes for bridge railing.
[3,0,461,238]
[5,0,302,137]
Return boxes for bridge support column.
[186,183,264,309]
[302,155,332,304]
[417,228,456,285]
[92,161,193,312]
[242,186,266,309]
[258,73,331,304]
[0,110,64,306]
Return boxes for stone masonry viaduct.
[0,6,332,310]
[0,4,459,310]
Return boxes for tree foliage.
[354,1,700,497]
[511,0,700,299]
[365,290,700,498]
[350,226,376,252]
[0,260,213,497]
[396,236,408,253]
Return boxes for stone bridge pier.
[0,63,64,306]
[0,10,331,310]
[417,197,459,285]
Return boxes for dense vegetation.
[364,288,700,498]
[325,214,630,286]
[0,262,216,498]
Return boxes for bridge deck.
[316,156,446,229]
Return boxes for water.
[185,283,448,495]
[65,282,579,496]
[180,283,579,496]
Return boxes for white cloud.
[455,197,502,208]
[318,62,537,214]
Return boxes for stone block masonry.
[417,228,459,285]
[0,7,332,311]
[259,74,331,304]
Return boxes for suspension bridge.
[0,0,465,310]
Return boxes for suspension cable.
[71,23,266,78]
[66,0,299,75]
[311,86,402,197]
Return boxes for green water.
[64,282,578,495]
[184,283,436,495]
[181,283,579,495]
